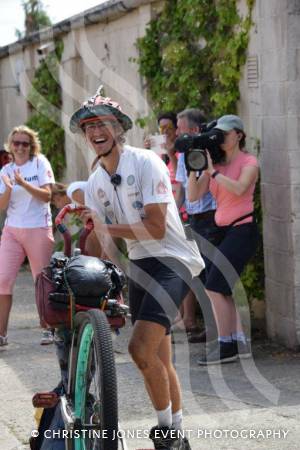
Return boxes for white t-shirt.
[0,155,55,228]
[85,145,204,277]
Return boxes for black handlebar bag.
[35,254,125,328]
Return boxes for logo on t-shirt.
[24,175,38,182]
[156,180,168,194]
[132,200,143,210]
[97,188,106,199]
[127,175,135,185]
[47,170,53,179]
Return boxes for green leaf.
[26,40,65,178]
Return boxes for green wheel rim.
[74,323,94,450]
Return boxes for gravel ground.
[1,269,300,449]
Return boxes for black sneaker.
[197,340,237,365]
[149,426,191,449]
[233,339,252,359]
[181,436,192,449]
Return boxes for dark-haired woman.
[188,115,259,364]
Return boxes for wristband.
[211,170,220,179]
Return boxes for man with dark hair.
[145,112,178,173]
[156,111,178,175]
[175,108,218,343]
[157,111,177,129]
[144,111,187,222]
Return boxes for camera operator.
[187,115,259,364]
[175,108,218,343]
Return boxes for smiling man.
[70,87,204,450]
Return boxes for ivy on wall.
[26,40,65,178]
[136,0,254,118]
[241,140,265,301]
[136,0,265,303]
[241,191,265,300]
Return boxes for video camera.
[174,121,226,171]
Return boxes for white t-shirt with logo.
[0,155,55,228]
[85,145,204,277]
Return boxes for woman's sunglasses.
[12,140,31,148]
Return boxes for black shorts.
[128,257,191,334]
[205,222,259,296]
[189,213,219,283]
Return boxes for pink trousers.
[0,226,54,294]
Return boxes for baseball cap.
[214,115,244,132]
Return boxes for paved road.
[1,269,300,449]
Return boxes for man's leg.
[128,320,171,413]
[142,332,183,430]
[128,257,191,437]
[157,333,181,414]
[130,324,190,448]
[158,333,187,435]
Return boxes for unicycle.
[36,204,128,450]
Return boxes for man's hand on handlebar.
[78,207,107,232]
[76,206,93,221]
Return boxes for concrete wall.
[0,0,158,177]
[239,0,300,348]
[0,51,30,141]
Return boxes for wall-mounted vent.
[247,55,259,88]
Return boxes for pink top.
[209,151,259,226]
[166,158,177,187]
[165,155,187,221]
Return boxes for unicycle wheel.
[69,309,118,450]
